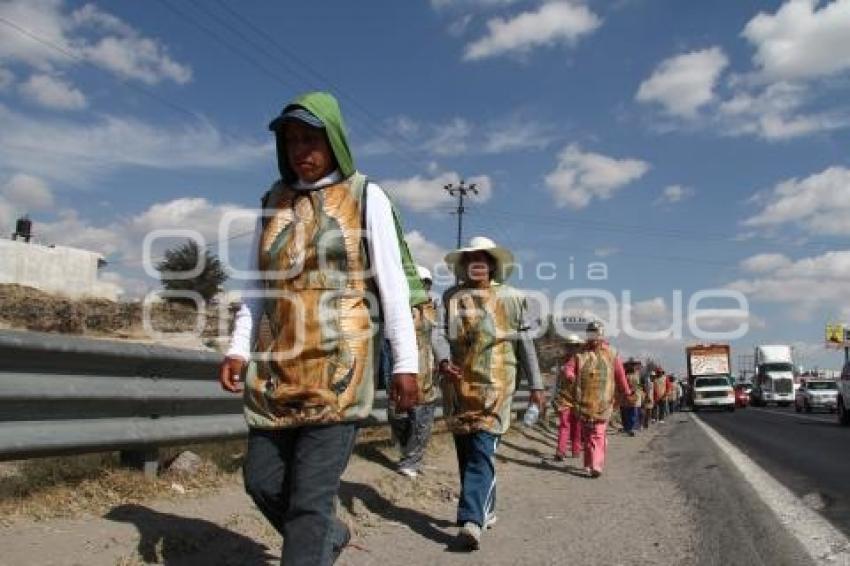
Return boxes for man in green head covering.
[219,92,423,565]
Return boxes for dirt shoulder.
[0,421,696,566]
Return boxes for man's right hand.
[439,360,462,383]
[219,356,246,393]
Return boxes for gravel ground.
[0,421,697,566]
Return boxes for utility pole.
[444,180,478,249]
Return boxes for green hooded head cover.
[266,91,427,307]
[269,91,355,184]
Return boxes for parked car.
[795,379,838,413]
[838,361,850,425]
[734,383,751,408]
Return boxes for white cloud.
[636,47,729,118]
[7,195,258,298]
[22,196,257,273]
[0,0,191,85]
[718,81,848,140]
[405,230,450,277]
[743,0,850,82]
[0,173,54,232]
[424,118,472,156]
[1,173,54,210]
[362,114,557,157]
[19,73,86,110]
[0,104,271,184]
[740,253,793,273]
[654,184,695,205]
[80,35,191,86]
[727,250,850,321]
[126,198,256,249]
[544,144,650,209]
[0,0,69,70]
[743,166,850,236]
[481,118,557,153]
[35,208,125,256]
[70,3,134,36]
[381,171,493,213]
[635,4,850,141]
[463,2,601,61]
[448,15,474,37]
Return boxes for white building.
[0,238,118,300]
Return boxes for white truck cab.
[692,376,735,411]
[751,345,795,407]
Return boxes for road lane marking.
[692,414,850,565]
[747,407,835,424]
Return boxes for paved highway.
[663,411,814,566]
[696,405,850,541]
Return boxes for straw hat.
[444,236,514,283]
[586,320,604,336]
[416,265,432,283]
[565,333,584,345]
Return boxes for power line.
[209,0,430,168]
[156,0,432,175]
[468,207,843,249]
[0,15,264,154]
[0,16,203,125]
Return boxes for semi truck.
[686,344,735,412]
[750,345,795,407]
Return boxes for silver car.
[795,380,838,413]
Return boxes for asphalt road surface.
[697,404,850,541]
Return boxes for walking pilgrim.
[433,236,545,550]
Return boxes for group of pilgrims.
[218,91,682,565]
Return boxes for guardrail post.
[120,448,159,478]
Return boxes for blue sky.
[2,0,850,373]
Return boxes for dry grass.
[0,440,247,525]
[0,283,229,343]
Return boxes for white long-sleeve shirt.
[225,170,418,374]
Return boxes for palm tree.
[156,240,227,307]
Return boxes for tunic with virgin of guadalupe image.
[432,284,544,435]
[562,341,631,422]
[412,298,439,405]
[226,91,428,430]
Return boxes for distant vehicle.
[750,345,795,407]
[795,379,837,413]
[838,361,850,426]
[734,384,751,408]
[686,344,735,412]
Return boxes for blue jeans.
[453,431,499,527]
[390,403,436,471]
[622,407,640,432]
[243,424,358,566]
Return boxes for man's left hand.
[391,373,419,412]
[529,389,546,410]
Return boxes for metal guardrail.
[0,329,530,476]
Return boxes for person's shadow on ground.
[105,503,276,565]
[339,480,470,551]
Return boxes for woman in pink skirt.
[552,334,585,460]
[562,321,633,477]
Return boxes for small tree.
[156,240,227,307]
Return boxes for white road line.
[748,407,835,424]
[692,414,850,566]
